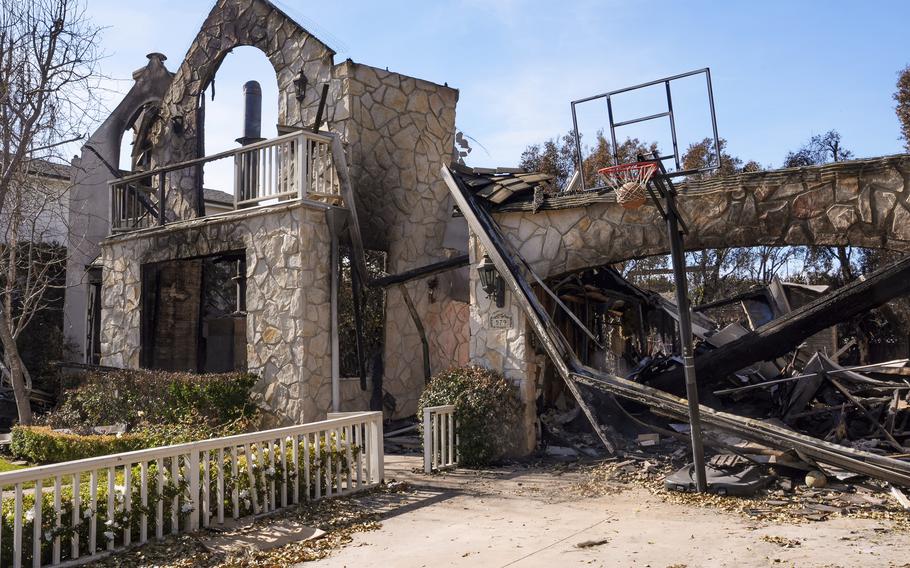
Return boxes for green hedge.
[43,369,258,433]
[10,426,146,463]
[13,413,258,464]
[418,366,522,467]
[21,369,261,465]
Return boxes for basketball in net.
[597,162,658,209]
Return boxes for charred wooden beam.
[330,136,368,285]
[369,254,469,288]
[649,254,910,394]
[692,286,767,312]
[443,166,618,454]
[571,370,910,487]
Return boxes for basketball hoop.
[597,162,658,210]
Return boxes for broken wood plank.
[650,255,910,394]
[714,359,910,396]
[890,485,910,510]
[828,377,905,452]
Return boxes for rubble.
[570,439,910,529]
[444,163,910,493]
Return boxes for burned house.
[62,0,910,473]
[63,0,467,425]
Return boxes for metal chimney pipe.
[236,80,263,145]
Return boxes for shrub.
[42,369,258,433]
[15,412,261,464]
[418,366,522,467]
[10,426,146,463]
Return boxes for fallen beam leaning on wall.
[442,164,910,486]
[369,254,470,288]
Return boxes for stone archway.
[148,0,337,219]
[494,155,910,280]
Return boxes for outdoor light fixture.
[293,71,308,101]
[477,254,505,308]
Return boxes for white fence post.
[188,450,200,531]
[423,405,457,474]
[423,408,432,474]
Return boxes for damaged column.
[468,235,539,455]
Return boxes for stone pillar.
[467,234,538,455]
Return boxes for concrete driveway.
[306,455,909,568]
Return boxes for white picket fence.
[423,405,457,473]
[0,411,383,568]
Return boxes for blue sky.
[88,0,910,183]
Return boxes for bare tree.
[0,0,102,424]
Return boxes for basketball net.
[597,162,658,209]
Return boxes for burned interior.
[140,252,247,373]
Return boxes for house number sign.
[490,312,512,329]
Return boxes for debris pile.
[571,438,910,527]
[445,162,910,496]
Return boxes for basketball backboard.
[570,67,720,190]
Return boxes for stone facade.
[495,155,910,280]
[148,0,337,219]
[97,0,470,424]
[467,235,538,454]
[100,201,334,423]
[332,61,467,417]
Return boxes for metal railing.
[423,405,457,473]
[0,411,383,567]
[110,130,342,233]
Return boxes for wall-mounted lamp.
[293,71,308,102]
[477,254,505,308]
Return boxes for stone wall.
[496,155,910,280]
[467,235,539,454]
[101,0,471,422]
[100,201,335,423]
[333,61,468,417]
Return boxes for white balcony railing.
[234,131,339,208]
[423,405,457,473]
[0,411,383,567]
[110,130,343,233]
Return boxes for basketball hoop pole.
[641,154,708,493]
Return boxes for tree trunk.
[0,310,32,425]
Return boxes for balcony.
[110,130,343,233]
